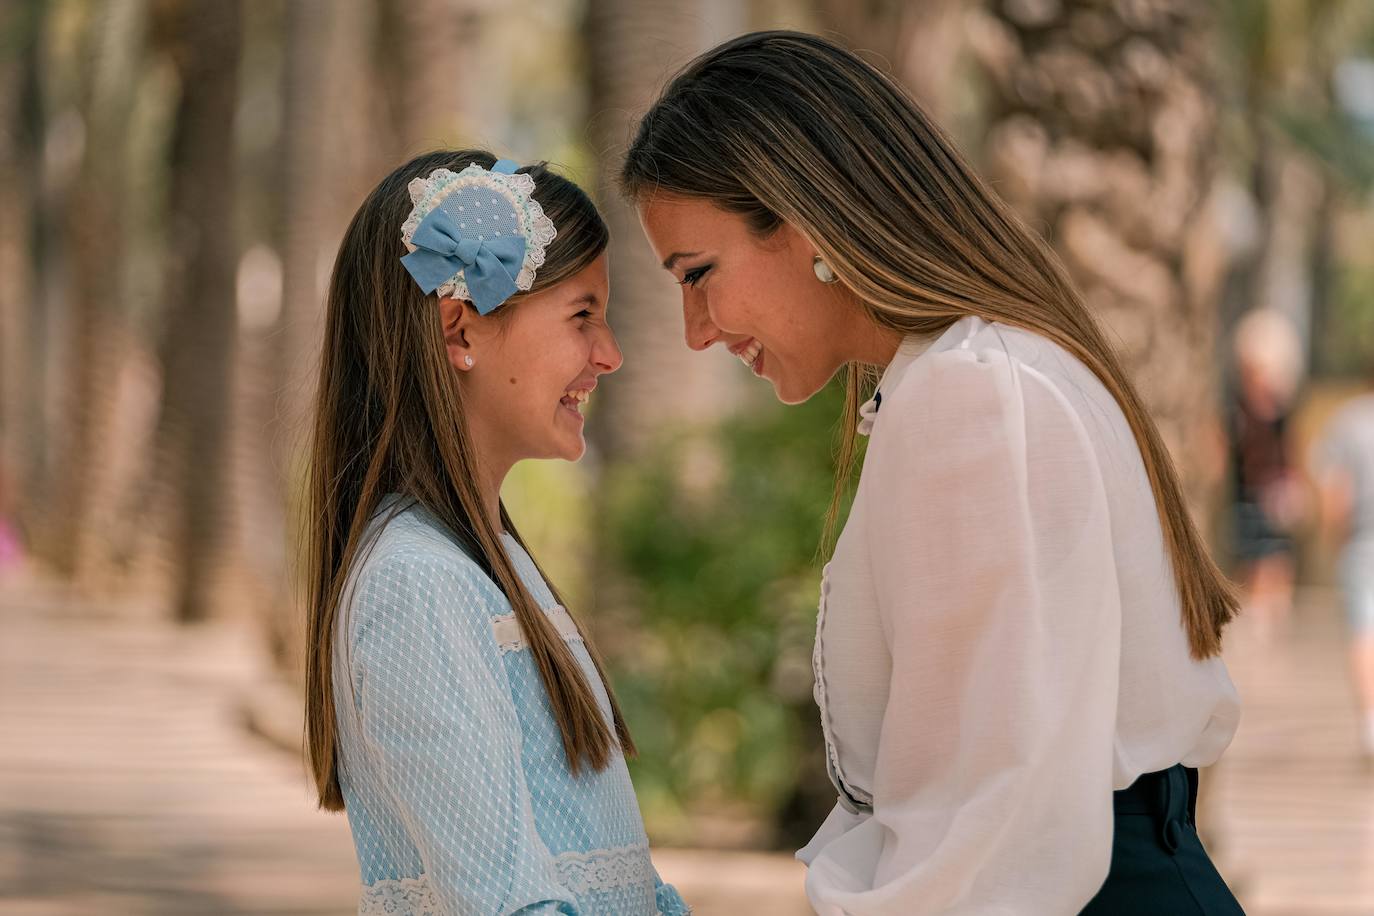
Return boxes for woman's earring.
[463,355,474,368]
[813,256,838,284]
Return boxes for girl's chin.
[551,406,588,460]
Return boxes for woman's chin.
[772,373,823,406]
[551,429,587,462]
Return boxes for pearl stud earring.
[813,256,837,284]
[463,355,474,367]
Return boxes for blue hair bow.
[401,211,527,314]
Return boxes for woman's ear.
[438,296,479,371]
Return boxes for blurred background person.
[1227,308,1309,640]
[1312,367,1374,760]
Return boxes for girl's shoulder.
[343,502,507,640]
[358,501,483,577]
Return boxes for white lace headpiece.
[399,159,557,313]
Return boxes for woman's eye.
[680,265,711,288]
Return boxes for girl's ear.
[438,296,479,371]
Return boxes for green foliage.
[1325,261,1374,376]
[1274,104,1374,191]
[505,458,595,612]
[600,379,861,843]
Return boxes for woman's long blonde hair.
[621,31,1236,659]
[304,149,634,811]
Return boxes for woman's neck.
[850,321,903,370]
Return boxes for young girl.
[625,32,1243,915]
[303,150,688,915]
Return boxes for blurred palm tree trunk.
[1305,178,1337,375]
[813,0,970,121]
[233,0,338,670]
[971,0,1230,517]
[0,2,41,544]
[13,1,82,554]
[375,0,477,153]
[584,0,744,463]
[1247,148,1325,345]
[153,0,242,622]
[1218,0,1371,369]
[43,0,145,579]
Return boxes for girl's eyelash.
[679,265,711,287]
[575,309,593,319]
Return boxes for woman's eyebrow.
[661,251,702,271]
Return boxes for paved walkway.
[0,576,1368,914]
[1208,591,1374,915]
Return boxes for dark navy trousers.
[1080,765,1245,914]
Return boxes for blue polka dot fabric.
[431,185,522,247]
[333,495,690,915]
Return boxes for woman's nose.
[683,294,720,351]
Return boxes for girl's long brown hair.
[305,149,634,811]
[621,31,1237,659]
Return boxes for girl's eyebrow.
[571,292,599,308]
[661,251,702,271]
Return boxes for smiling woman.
[622,30,1245,916]
[301,148,686,915]
[640,195,896,404]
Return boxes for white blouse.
[797,316,1240,915]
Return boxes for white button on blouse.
[798,316,1240,915]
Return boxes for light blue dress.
[333,495,689,915]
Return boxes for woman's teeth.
[738,340,763,367]
[561,388,591,413]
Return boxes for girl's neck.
[463,411,514,535]
[478,460,510,537]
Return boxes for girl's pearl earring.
[813,256,838,284]
[463,355,474,368]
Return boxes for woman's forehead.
[639,195,742,252]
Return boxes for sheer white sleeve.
[804,347,1123,915]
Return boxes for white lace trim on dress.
[357,845,656,913]
[553,843,656,896]
[358,875,440,916]
[491,604,583,654]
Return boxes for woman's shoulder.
[887,317,1092,409]
[877,317,1128,470]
